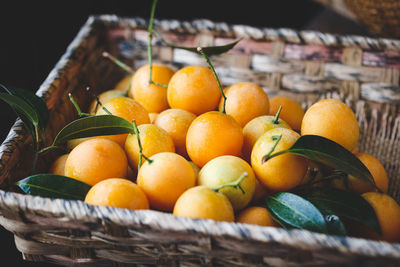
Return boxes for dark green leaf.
[301,187,381,234]
[52,115,134,145]
[265,192,328,234]
[154,31,242,55]
[0,93,39,127]
[1,84,49,129]
[267,135,376,190]
[16,174,91,200]
[323,214,347,236]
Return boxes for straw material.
[316,0,400,39]
[0,15,399,266]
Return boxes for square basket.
[0,15,400,266]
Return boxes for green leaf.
[265,192,328,234]
[16,174,91,201]
[323,214,347,236]
[0,84,49,130]
[0,93,39,128]
[52,115,134,145]
[154,31,242,55]
[301,187,381,234]
[267,135,376,190]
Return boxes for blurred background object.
[315,0,400,39]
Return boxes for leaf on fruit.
[52,115,135,145]
[301,187,381,234]
[265,192,328,234]
[1,84,49,130]
[16,174,91,201]
[154,31,242,55]
[266,135,377,190]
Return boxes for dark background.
[0,1,369,266]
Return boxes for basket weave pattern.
[0,15,399,266]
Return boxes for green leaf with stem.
[213,172,248,194]
[265,192,328,234]
[264,135,378,191]
[132,120,153,171]
[0,93,39,130]
[0,84,49,132]
[0,92,41,173]
[16,174,91,200]
[49,115,135,147]
[153,31,243,56]
[300,187,381,235]
[197,47,227,113]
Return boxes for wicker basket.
[316,0,400,39]
[0,15,400,266]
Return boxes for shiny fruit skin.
[96,97,150,146]
[149,112,159,124]
[137,152,196,211]
[251,128,308,192]
[124,124,175,170]
[219,82,270,127]
[89,89,126,115]
[251,178,270,204]
[167,65,221,115]
[130,64,175,113]
[186,111,243,167]
[236,206,280,227]
[64,138,128,186]
[348,153,389,194]
[353,192,400,243]
[301,99,359,152]
[173,185,234,222]
[269,96,305,131]
[85,178,149,210]
[114,75,133,92]
[242,115,291,161]
[49,154,69,176]
[198,155,256,211]
[154,108,196,158]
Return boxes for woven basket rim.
[1,188,400,258]
[92,14,400,51]
[0,14,400,263]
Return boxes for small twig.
[85,87,113,115]
[272,105,282,124]
[102,51,134,74]
[197,47,226,113]
[68,93,92,117]
[38,145,68,155]
[213,172,248,194]
[147,0,168,89]
[261,135,282,163]
[132,120,153,171]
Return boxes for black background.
[0,1,368,266]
